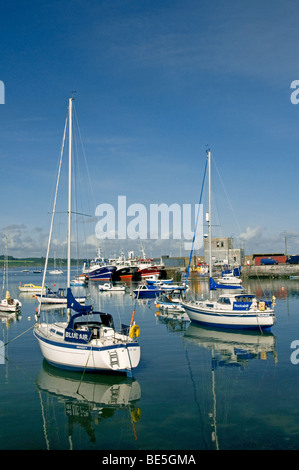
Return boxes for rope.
[0,323,35,348]
[76,343,93,396]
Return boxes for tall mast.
[207,148,212,298]
[67,97,73,290]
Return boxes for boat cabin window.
[218,297,231,304]
[235,296,254,303]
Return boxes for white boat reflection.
[35,362,141,448]
[156,309,190,332]
[183,324,277,450]
[184,324,277,367]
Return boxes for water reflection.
[35,362,141,449]
[183,324,278,449]
[155,308,190,332]
[0,311,21,325]
[184,324,277,368]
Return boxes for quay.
[164,263,299,279]
[159,255,299,280]
[241,263,299,279]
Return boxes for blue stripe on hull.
[188,318,272,330]
[44,358,128,374]
[183,305,274,330]
[34,329,139,352]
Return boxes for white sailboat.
[182,149,276,330]
[0,238,22,313]
[34,98,141,376]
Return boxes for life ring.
[259,301,265,311]
[130,324,140,338]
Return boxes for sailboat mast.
[207,148,212,298]
[67,97,73,290]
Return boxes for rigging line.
[211,153,242,235]
[49,210,93,217]
[184,158,208,292]
[76,344,94,397]
[2,236,7,294]
[0,323,35,348]
[73,103,96,263]
[73,104,96,214]
[37,112,68,318]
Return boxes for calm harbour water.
[0,269,299,451]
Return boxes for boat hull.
[36,295,86,304]
[182,301,275,330]
[33,324,140,375]
[88,266,117,281]
[18,284,46,293]
[137,266,167,279]
[112,267,139,281]
[0,298,22,313]
[0,300,21,312]
[134,288,163,298]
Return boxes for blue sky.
[1,0,299,259]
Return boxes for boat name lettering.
[64,328,92,343]
[233,302,251,311]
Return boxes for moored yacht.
[182,292,275,329]
[182,148,275,330]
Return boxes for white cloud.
[239,226,263,242]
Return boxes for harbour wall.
[240,264,299,278]
[162,258,299,279]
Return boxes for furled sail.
[67,287,91,314]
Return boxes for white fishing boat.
[182,149,275,330]
[34,97,141,376]
[99,282,126,292]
